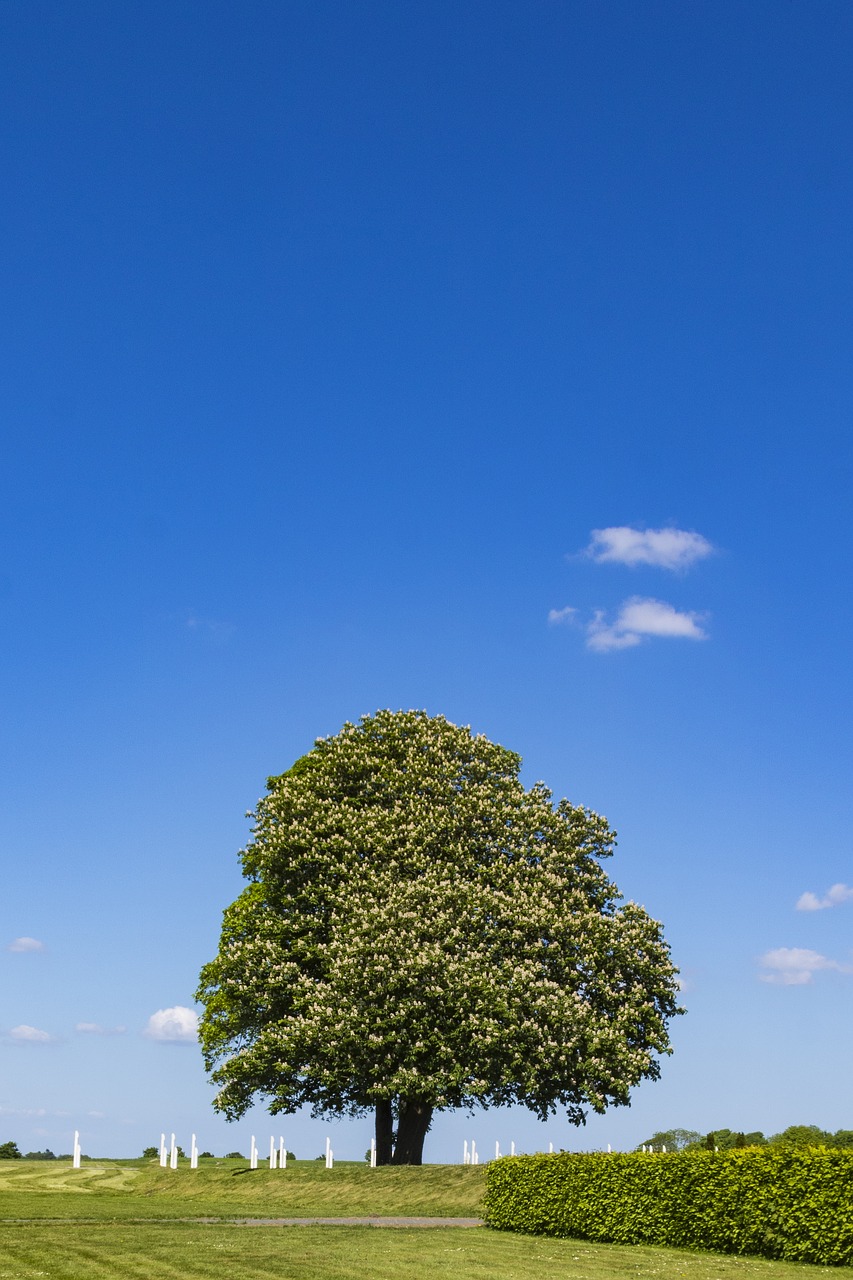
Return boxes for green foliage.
[701,1129,767,1151]
[483,1148,853,1265]
[224,1151,244,1159]
[198,1151,214,1159]
[768,1124,831,1148]
[0,1141,21,1159]
[23,1149,56,1160]
[635,1129,701,1152]
[142,1146,159,1159]
[197,710,681,1164]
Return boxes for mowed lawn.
[0,1161,839,1279]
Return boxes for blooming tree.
[197,710,681,1164]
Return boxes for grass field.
[0,1160,840,1279]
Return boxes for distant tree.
[702,1128,766,1150]
[199,1151,214,1158]
[225,1151,244,1159]
[636,1129,701,1152]
[831,1130,853,1149]
[0,1141,21,1159]
[769,1125,832,1148]
[142,1146,158,1159]
[198,711,682,1165]
[23,1149,56,1160]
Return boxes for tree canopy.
[197,710,682,1163]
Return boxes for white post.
[463,1139,469,1165]
[159,1133,167,1167]
[471,1140,478,1166]
[548,1141,554,1154]
[170,1134,178,1170]
[250,1136,258,1170]
[279,1137,286,1169]
[325,1135,333,1169]
[72,1130,81,1169]
[607,1143,612,1154]
[190,1134,198,1169]
[495,1140,500,1160]
[510,1141,515,1157]
[370,1138,377,1168]
[661,1144,667,1153]
[269,1136,276,1169]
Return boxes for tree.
[636,1129,702,1152]
[197,710,682,1165]
[769,1125,832,1148]
[142,1146,158,1159]
[0,1141,21,1159]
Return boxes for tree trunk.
[374,1098,394,1166]
[390,1098,433,1165]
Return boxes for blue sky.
[2,0,852,1160]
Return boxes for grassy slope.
[0,1159,485,1220]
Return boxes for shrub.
[225,1151,244,1159]
[23,1149,56,1160]
[483,1149,853,1265]
[0,1141,21,1160]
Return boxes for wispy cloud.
[796,883,853,912]
[143,1006,199,1043]
[547,606,577,625]
[585,526,714,571]
[75,1022,126,1036]
[7,937,44,953]
[587,597,708,652]
[185,614,235,642]
[8,1024,54,1043]
[758,947,852,985]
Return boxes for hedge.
[483,1148,853,1265]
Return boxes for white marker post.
[325,1136,333,1169]
[548,1142,554,1154]
[510,1141,515,1157]
[250,1136,258,1170]
[170,1134,178,1170]
[279,1137,286,1170]
[463,1140,469,1166]
[269,1136,276,1169]
[72,1130,81,1169]
[471,1140,478,1166]
[495,1141,500,1160]
[370,1138,377,1168]
[159,1133,167,1167]
[190,1134,198,1169]
[607,1144,612,1154]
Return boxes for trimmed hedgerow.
[483,1148,853,1265]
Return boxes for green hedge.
[483,1149,853,1265]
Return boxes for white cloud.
[8,1024,54,1043]
[587,597,708,651]
[796,883,853,912]
[7,937,44,953]
[586,526,714,571]
[758,947,852,986]
[144,1006,199,1043]
[547,606,577,625]
[75,1022,126,1036]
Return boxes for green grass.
[0,1161,840,1278]
[0,1223,840,1280]
[0,1159,484,1220]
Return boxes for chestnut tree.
[197,710,681,1164]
